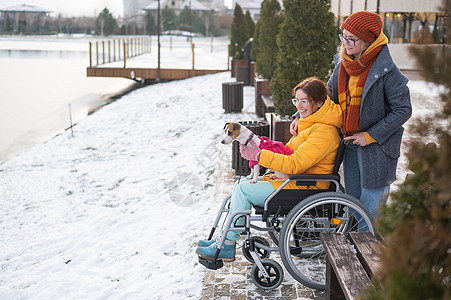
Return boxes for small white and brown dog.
[221,122,290,183]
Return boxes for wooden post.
[227,44,230,71]
[108,40,111,63]
[170,36,172,52]
[118,39,121,59]
[192,43,195,70]
[113,39,116,61]
[96,41,99,66]
[127,39,130,58]
[102,40,105,64]
[211,36,213,52]
[123,41,127,68]
[89,42,92,67]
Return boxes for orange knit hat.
[341,11,383,43]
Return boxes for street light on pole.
[189,0,193,44]
[157,0,161,81]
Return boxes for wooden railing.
[86,36,231,81]
[89,36,152,68]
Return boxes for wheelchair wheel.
[250,259,283,290]
[242,236,270,263]
[279,192,375,290]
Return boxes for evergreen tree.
[202,10,218,36]
[254,0,282,79]
[178,6,204,34]
[162,7,176,31]
[95,8,118,35]
[270,0,337,116]
[363,1,451,299]
[145,11,157,35]
[230,4,247,59]
[245,10,255,40]
[251,20,260,61]
[5,14,13,33]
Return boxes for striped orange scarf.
[338,46,382,135]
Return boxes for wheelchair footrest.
[198,256,224,270]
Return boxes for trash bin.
[236,65,250,86]
[232,121,270,176]
[222,82,243,113]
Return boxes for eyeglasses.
[292,98,310,106]
[339,34,360,47]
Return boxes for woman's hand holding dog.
[240,140,261,162]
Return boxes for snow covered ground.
[0,71,259,299]
[0,43,443,298]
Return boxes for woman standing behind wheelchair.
[291,11,412,218]
[196,77,343,262]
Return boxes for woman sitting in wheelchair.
[196,77,343,262]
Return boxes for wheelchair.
[198,139,376,290]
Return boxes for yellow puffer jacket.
[259,98,342,189]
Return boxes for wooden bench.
[320,232,381,300]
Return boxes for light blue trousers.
[343,142,390,217]
[225,179,275,241]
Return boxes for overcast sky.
[1,0,123,17]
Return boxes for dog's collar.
[244,133,255,147]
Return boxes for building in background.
[330,0,445,43]
[123,0,227,35]
[124,0,225,17]
[143,0,210,15]
[123,0,154,18]
[231,0,263,20]
[0,4,51,34]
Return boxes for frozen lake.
[0,35,230,164]
[0,36,136,163]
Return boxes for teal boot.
[198,236,220,247]
[196,240,236,262]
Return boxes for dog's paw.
[246,175,252,180]
[249,179,258,184]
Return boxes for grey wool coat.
[327,45,412,189]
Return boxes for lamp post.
[157,0,161,81]
[189,0,193,44]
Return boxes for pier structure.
[86,35,229,83]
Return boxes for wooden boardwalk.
[86,66,227,81]
[86,37,229,82]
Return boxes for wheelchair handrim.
[279,194,375,289]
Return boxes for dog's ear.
[223,122,230,130]
[232,123,241,131]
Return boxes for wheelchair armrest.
[289,174,340,187]
[289,174,340,181]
